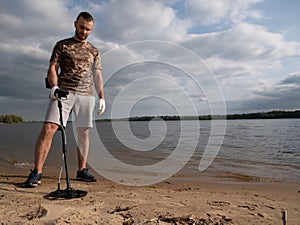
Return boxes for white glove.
[50,86,59,100]
[98,99,106,115]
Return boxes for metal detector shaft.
[56,90,72,191]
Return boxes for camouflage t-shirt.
[50,37,102,96]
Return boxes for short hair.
[76,12,94,22]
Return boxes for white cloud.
[227,72,300,113]
[93,0,190,42]
[183,22,300,79]
[229,0,264,24]
[0,0,73,42]
[182,0,264,29]
[184,0,232,25]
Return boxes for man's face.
[74,16,93,41]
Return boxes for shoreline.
[1,165,299,224]
[3,157,299,185]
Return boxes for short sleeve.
[49,42,62,63]
[93,52,102,70]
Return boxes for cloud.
[182,0,264,30]
[180,21,300,111]
[184,23,300,76]
[103,60,208,117]
[228,72,300,112]
[94,0,190,42]
[228,0,264,24]
[0,0,73,42]
[254,72,300,98]
[184,0,232,25]
[280,72,300,85]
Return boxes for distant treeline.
[100,110,300,121]
[225,110,300,120]
[0,114,24,123]
[2,110,300,123]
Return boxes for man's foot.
[23,169,42,187]
[76,168,96,182]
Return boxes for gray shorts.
[44,93,95,128]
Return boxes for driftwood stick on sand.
[282,210,287,225]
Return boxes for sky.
[1,0,300,121]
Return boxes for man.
[24,12,105,187]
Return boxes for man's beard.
[75,30,88,41]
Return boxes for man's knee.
[77,127,90,139]
[42,122,59,135]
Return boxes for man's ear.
[74,21,77,28]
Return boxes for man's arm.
[47,61,59,88]
[93,69,105,99]
[94,68,106,115]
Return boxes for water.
[206,119,300,183]
[0,119,299,184]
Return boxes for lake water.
[0,119,299,185]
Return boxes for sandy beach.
[1,120,299,224]
[0,165,299,225]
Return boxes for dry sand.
[0,167,299,225]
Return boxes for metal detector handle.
[55,89,69,99]
[54,89,69,129]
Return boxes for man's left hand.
[98,99,106,115]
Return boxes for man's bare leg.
[77,127,90,171]
[76,127,96,182]
[34,122,59,174]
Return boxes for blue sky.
[0,0,299,120]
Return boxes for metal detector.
[48,89,87,199]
